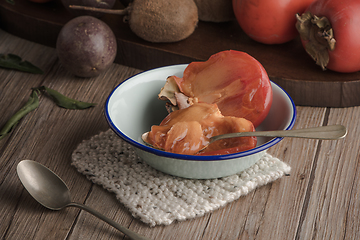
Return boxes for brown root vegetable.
[56,16,117,77]
[70,0,199,43]
[62,0,116,18]
[193,0,234,22]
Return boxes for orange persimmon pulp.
[146,103,257,155]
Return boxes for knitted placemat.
[71,129,291,227]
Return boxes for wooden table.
[0,28,359,240]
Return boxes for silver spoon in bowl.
[17,160,152,240]
[142,125,347,153]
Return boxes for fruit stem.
[69,5,129,15]
[296,12,336,70]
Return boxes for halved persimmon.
[159,50,272,128]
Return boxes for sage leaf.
[0,86,96,141]
[40,86,96,109]
[0,89,40,140]
[0,54,44,74]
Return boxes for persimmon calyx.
[296,12,336,70]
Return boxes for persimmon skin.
[232,0,315,44]
[174,50,272,128]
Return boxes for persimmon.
[159,50,273,128]
[296,0,360,73]
[232,0,314,44]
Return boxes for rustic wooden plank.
[197,106,327,240]
[68,107,328,240]
[68,185,136,239]
[6,67,142,239]
[0,29,58,239]
[341,82,360,107]
[296,106,360,240]
[271,77,344,107]
[256,107,327,239]
[0,29,143,239]
[5,191,80,239]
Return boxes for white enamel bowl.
[105,64,296,179]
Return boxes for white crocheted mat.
[71,129,291,227]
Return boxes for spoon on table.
[17,160,152,240]
[142,124,347,152]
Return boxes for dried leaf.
[0,54,43,74]
[0,89,40,140]
[0,86,96,141]
[39,86,96,109]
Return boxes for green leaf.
[0,89,40,140]
[0,86,96,141]
[0,54,44,74]
[6,0,15,5]
[39,86,96,110]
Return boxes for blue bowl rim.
[105,64,296,161]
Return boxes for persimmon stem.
[69,5,129,15]
[296,12,336,70]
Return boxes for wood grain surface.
[1,28,359,240]
[1,0,360,107]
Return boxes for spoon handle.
[210,125,347,142]
[68,202,152,240]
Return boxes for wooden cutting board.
[1,0,360,107]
